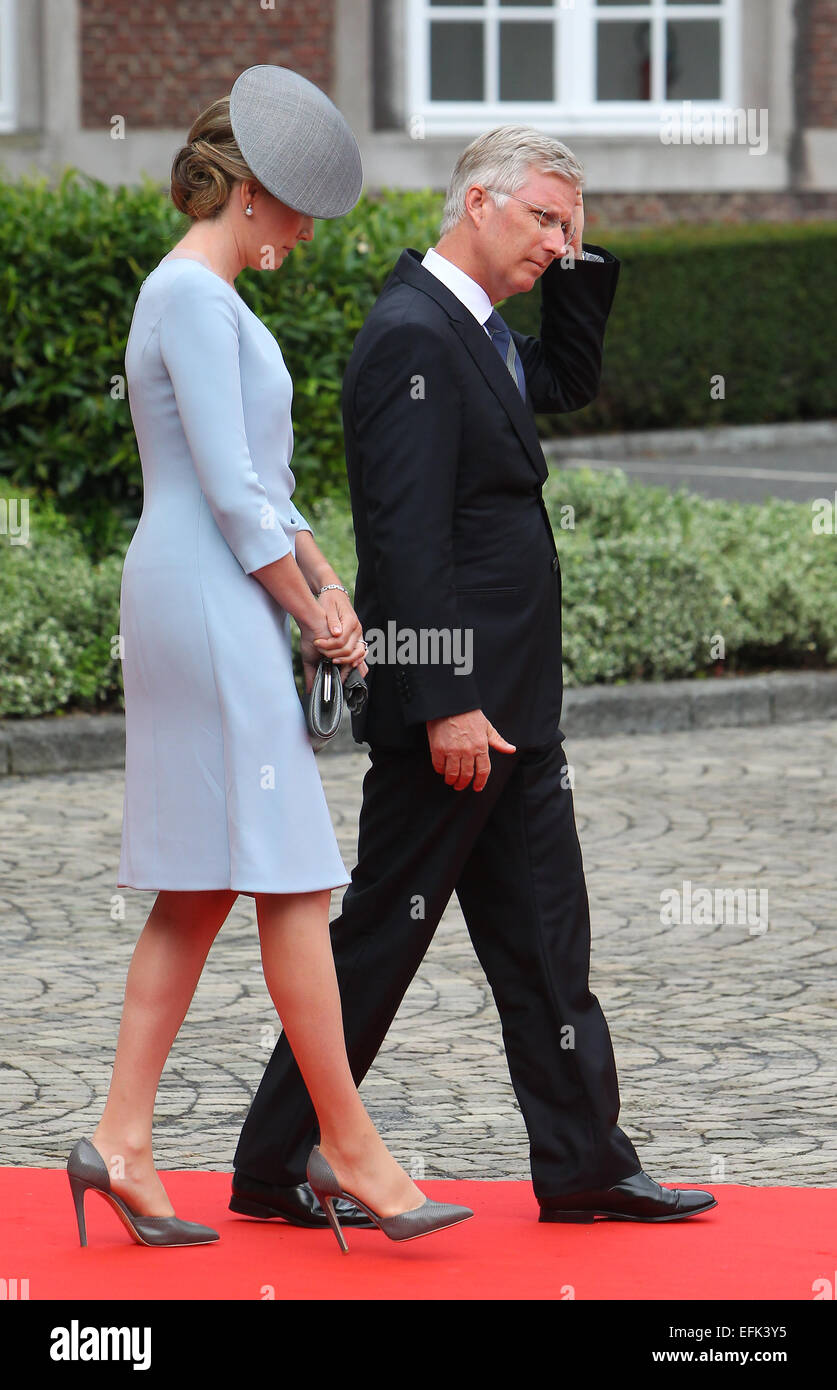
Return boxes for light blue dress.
[116,255,350,895]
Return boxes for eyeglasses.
[483,187,575,243]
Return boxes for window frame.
[406,0,741,137]
[0,0,18,133]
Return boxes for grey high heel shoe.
[306,1145,474,1253]
[67,1138,220,1248]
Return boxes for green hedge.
[542,469,837,685]
[2,473,834,719]
[0,169,443,559]
[504,220,837,438]
[0,489,123,716]
[1,169,835,562]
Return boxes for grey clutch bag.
[305,658,368,750]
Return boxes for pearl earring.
[245,204,253,216]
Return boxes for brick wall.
[804,0,837,127]
[79,0,336,129]
[584,190,837,228]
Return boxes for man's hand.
[426,709,516,792]
[569,185,585,261]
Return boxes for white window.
[407,0,741,136]
[0,0,18,133]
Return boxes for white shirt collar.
[421,246,494,328]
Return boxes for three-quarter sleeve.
[287,506,313,539]
[158,272,294,575]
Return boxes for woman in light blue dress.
[66,67,472,1253]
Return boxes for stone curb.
[2,670,836,776]
[542,418,837,461]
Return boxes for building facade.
[1,0,835,223]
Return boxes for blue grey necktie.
[485,308,526,400]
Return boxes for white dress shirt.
[421,246,494,331]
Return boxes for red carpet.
[3,1169,834,1300]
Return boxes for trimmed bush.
[543,468,837,685]
[0,488,122,716]
[0,169,442,558]
[504,221,837,438]
[2,474,835,720]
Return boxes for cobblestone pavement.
[1,721,835,1189]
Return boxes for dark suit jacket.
[342,244,620,750]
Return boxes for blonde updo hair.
[170,96,259,219]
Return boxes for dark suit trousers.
[233,735,641,1199]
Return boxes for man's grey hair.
[439,126,585,237]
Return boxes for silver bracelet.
[318,583,349,597]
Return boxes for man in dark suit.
[231,128,716,1225]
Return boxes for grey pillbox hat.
[229,64,363,219]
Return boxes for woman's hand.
[300,632,368,694]
[299,589,368,694]
[312,589,368,666]
[300,628,326,695]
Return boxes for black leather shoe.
[229,1171,376,1228]
[539,1169,717,1223]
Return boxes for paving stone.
[0,720,835,1188]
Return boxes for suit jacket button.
[551,555,559,572]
